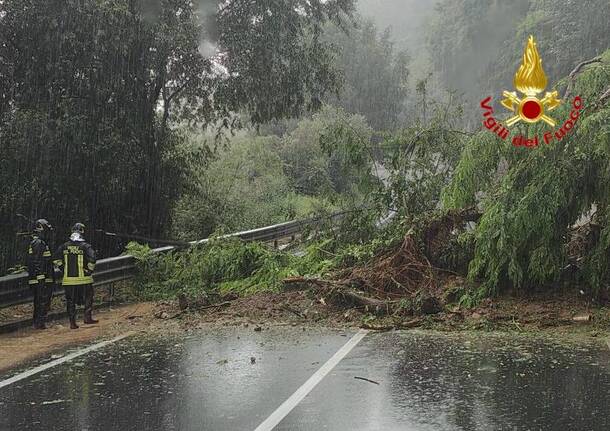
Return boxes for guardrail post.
[1,213,344,310]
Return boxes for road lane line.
[0,332,134,390]
[254,328,369,431]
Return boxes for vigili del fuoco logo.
[480,36,583,148]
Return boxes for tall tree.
[426,0,610,124]
[325,18,410,131]
[0,0,355,271]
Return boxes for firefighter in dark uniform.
[53,223,97,329]
[27,219,55,330]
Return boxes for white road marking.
[0,332,134,390]
[253,329,369,431]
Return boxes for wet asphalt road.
[1,327,609,431]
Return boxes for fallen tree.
[443,52,610,299]
[282,208,481,317]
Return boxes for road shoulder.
[0,303,156,373]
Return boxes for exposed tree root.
[283,276,395,314]
[346,234,435,298]
[284,209,483,318]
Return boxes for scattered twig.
[198,301,233,311]
[281,305,306,318]
[397,317,424,329]
[354,376,380,385]
[360,322,394,331]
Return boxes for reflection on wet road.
[1,328,609,431]
[279,331,610,430]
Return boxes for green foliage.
[303,213,406,270]
[127,226,390,300]
[215,0,356,124]
[441,132,508,209]
[172,134,302,240]
[279,117,336,197]
[127,239,299,299]
[0,0,356,272]
[0,0,202,269]
[127,206,408,301]
[494,0,610,87]
[444,56,610,296]
[171,105,377,242]
[426,0,610,122]
[324,18,410,131]
[382,95,467,218]
[280,105,376,200]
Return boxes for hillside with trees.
[1,0,609,307]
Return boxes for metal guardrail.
[0,214,341,309]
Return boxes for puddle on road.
[0,326,352,431]
[280,330,610,431]
[1,328,609,431]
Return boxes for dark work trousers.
[43,282,54,315]
[32,281,49,325]
[65,285,79,321]
[65,284,94,321]
[84,284,94,319]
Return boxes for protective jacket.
[54,233,97,286]
[27,235,54,286]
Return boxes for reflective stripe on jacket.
[54,240,96,286]
[27,236,54,285]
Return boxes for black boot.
[84,312,98,324]
[33,321,47,330]
[38,321,47,330]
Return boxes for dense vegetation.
[171,105,375,240]
[445,52,610,298]
[1,0,609,302]
[427,0,610,121]
[0,0,356,269]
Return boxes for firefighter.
[54,223,97,329]
[27,219,55,330]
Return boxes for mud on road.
[2,322,610,431]
[0,303,160,373]
[1,289,609,373]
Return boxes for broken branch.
[564,56,602,99]
[354,376,380,385]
